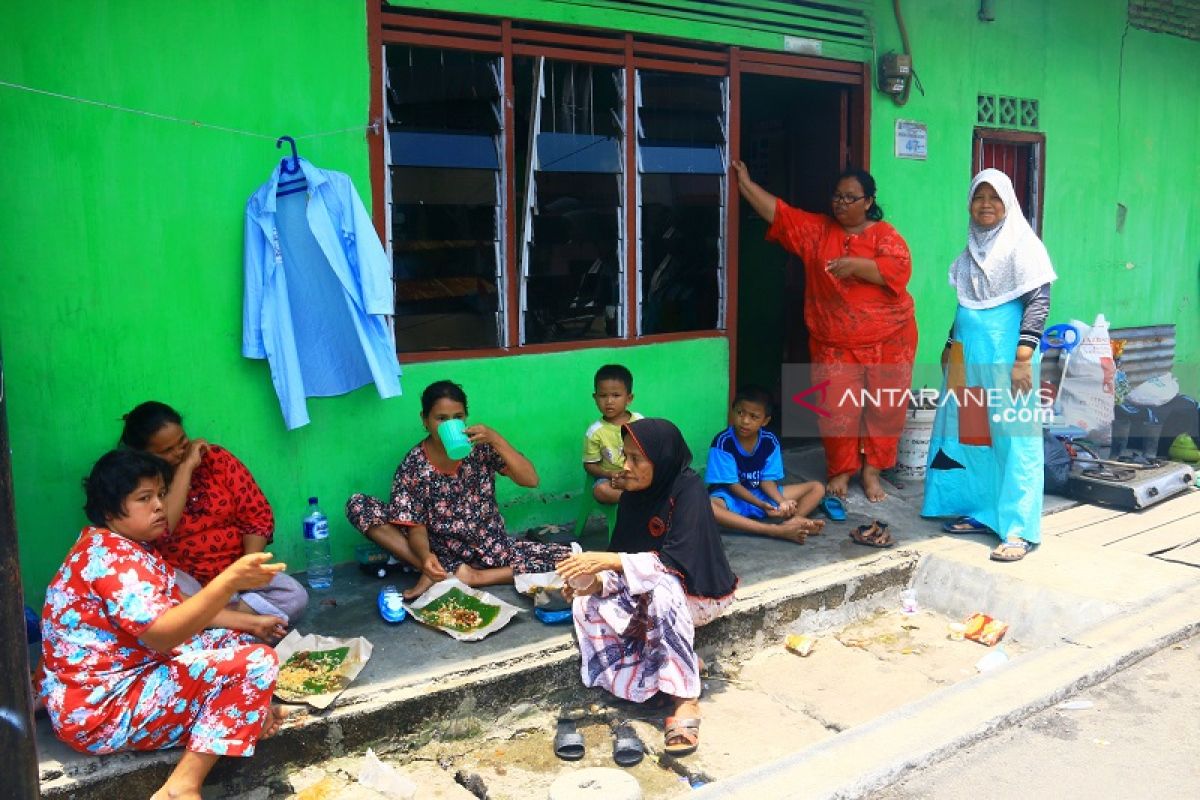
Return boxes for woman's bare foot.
[150,788,202,800]
[403,574,434,601]
[861,466,887,502]
[826,473,851,499]
[672,697,701,719]
[260,705,289,740]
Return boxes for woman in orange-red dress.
[733,162,917,504]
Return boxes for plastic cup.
[568,574,596,591]
[438,419,473,460]
[947,622,966,641]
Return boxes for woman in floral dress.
[40,449,289,800]
[346,380,572,599]
[558,418,739,757]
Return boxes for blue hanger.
[275,135,307,196]
[276,135,301,175]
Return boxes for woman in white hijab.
[923,169,1057,562]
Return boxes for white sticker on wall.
[895,119,928,160]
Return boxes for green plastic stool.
[575,476,618,542]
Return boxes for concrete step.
[38,555,919,798]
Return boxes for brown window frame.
[367,3,868,365]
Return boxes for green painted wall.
[4,1,1197,607]
[0,2,727,607]
[866,0,1200,373]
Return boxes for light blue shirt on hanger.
[244,158,402,429]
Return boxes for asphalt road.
[876,633,1200,800]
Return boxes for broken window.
[385,46,505,352]
[515,58,625,344]
[636,71,727,335]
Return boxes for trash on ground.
[900,589,919,614]
[963,613,1009,646]
[357,748,417,799]
[947,622,966,641]
[1057,699,1094,710]
[785,634,815,657]
[975,646,1010,672]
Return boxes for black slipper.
[554,718,585,761]
[611,721,644,767]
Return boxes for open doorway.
[736,73,847,439]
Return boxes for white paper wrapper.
[273,630,374,709]
[403,577,519,641]
[513,570,563,595]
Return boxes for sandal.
[817,495,847,521]
[611,721,644,767]
[849,521,894,548]
[942,516,992,534]
[663,716,700,756]
[990,539,1031,562]
[554,717,585,761]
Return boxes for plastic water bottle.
[302,496,333,590]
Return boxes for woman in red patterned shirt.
[120,401,308,624]
[733,161,917,504]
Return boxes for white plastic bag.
[1126,373,1180,407]
[357,748,417,800]
[1056,314,1115,441]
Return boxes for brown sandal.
[849,521,894,548]
[663,716,700,756]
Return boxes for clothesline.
[0,78,378,141]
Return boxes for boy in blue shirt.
[706,386,825,542]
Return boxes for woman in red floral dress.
[41,449,287,800]
[347,380,573,600]
[120,401,308,623]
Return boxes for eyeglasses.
[831,193,866,205]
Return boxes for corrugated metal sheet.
[580,0,873,51]
[1112,324,1177,387]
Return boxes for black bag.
[1043,431,1072,495]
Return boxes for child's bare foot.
[826,473,851,499]
[774,516,810,544]
[861,466,887,502]
[403,574,434,601]
[798,518,826,535]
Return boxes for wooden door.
[972,129,1045,233]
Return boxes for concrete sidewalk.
[33,449,1200,798]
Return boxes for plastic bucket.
[888,407,937,480]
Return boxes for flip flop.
[611,721,644,767]
[990,540,1031,562]
[849,522,894,548]
[818,495,847,521]
[942,516,991,534]
[554,718,585,761]
[663,716,700,757]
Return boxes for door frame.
[972,128,1046,233]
